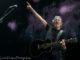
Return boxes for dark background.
[0,0,27,56]
[0,0,80,60]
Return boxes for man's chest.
[51,30,61,41]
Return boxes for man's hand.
[26,1,48,27]
[60,39,66,49]
[26,2,32,9]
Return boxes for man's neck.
[55,27,61,30]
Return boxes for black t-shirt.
[45,24,66,41]
[45,24,67,52]
[46,25,66,55]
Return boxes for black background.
[0,0,79,60]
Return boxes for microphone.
[0,4,18,23]
[9,4,18,8]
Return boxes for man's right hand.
[26,1,48,27]
[26,2,32,9]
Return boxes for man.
[26,2,66,60]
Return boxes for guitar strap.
[45,25,64,41]
[45,25,52,40]
[56,30,63,41]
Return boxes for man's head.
[52,16,62,30]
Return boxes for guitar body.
[29,38,77,58]
[29,39,51,57]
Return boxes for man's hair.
[53,16,62,21]
[52,16,62,27]
[52,16,62,23]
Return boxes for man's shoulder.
[45,24,51,30]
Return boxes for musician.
[27,2,67,60]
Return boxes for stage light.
[59,5,76,15]
[8,21,17,31]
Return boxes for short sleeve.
[45,24,51,30]
[60,31,66,40]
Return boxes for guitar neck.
[39,38,77,49]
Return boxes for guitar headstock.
[66,37,78,43]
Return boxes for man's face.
[52,18,62,29]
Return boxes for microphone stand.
[0,7,16,23]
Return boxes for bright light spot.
[59,5,75,15]
[8,21,17,31]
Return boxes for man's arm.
[26,2,48,27]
